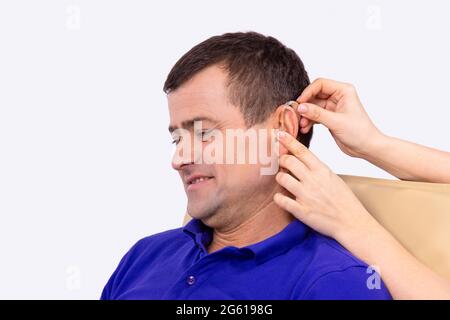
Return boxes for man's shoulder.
[101,227,191,300]
[287,230,372,287]
[288,231,392,299]
[110,226,192,276]
[307,231,368,268]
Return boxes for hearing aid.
[285,100,299,108]
[285,100,302,123]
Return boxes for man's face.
[168,65,279,229]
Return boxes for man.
[101,32,392,299]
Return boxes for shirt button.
[187,275,196,286]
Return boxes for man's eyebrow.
[168,116,218,133]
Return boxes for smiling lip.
[185,175,214,191]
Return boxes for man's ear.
[273,104,300,156]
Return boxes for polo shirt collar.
[182,217,310,264]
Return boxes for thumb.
[297,103,339,130]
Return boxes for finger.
[277,130,320,169]
[299,96,338,131]
[297,78,346,104]
[300,117,309,128]
[279,154,308,181]
[276,172,303,198]
[273,193,309,221]
[310,97,338,112]
[309,97,329,109]
[298,97,336,133]
[297,102,340,130]
[300,123,313,134]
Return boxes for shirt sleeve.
[298,266,393,300]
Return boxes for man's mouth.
[185,175,214,191]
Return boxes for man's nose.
[171,155,193,171]
[171,140,200,171]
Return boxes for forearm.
[338,216,450,299]
[361,134,450,183]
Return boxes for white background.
[0,0,449,299]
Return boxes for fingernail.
[298,104,308,113]
[277,131,287,139]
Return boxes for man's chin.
[187,204,215,221]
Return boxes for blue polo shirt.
[101,218,392,300]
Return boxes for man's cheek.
[226,165,260,187]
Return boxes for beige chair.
[183,174,450,282]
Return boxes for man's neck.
[207,200,294,254]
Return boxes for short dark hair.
[163,31,313,148]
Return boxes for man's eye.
[171,137,181,145]
[196,130,213,142]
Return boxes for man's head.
[164,32,312,229]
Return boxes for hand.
[296,78,384,158]
[273,130,377,241]
[274,132,450,301]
